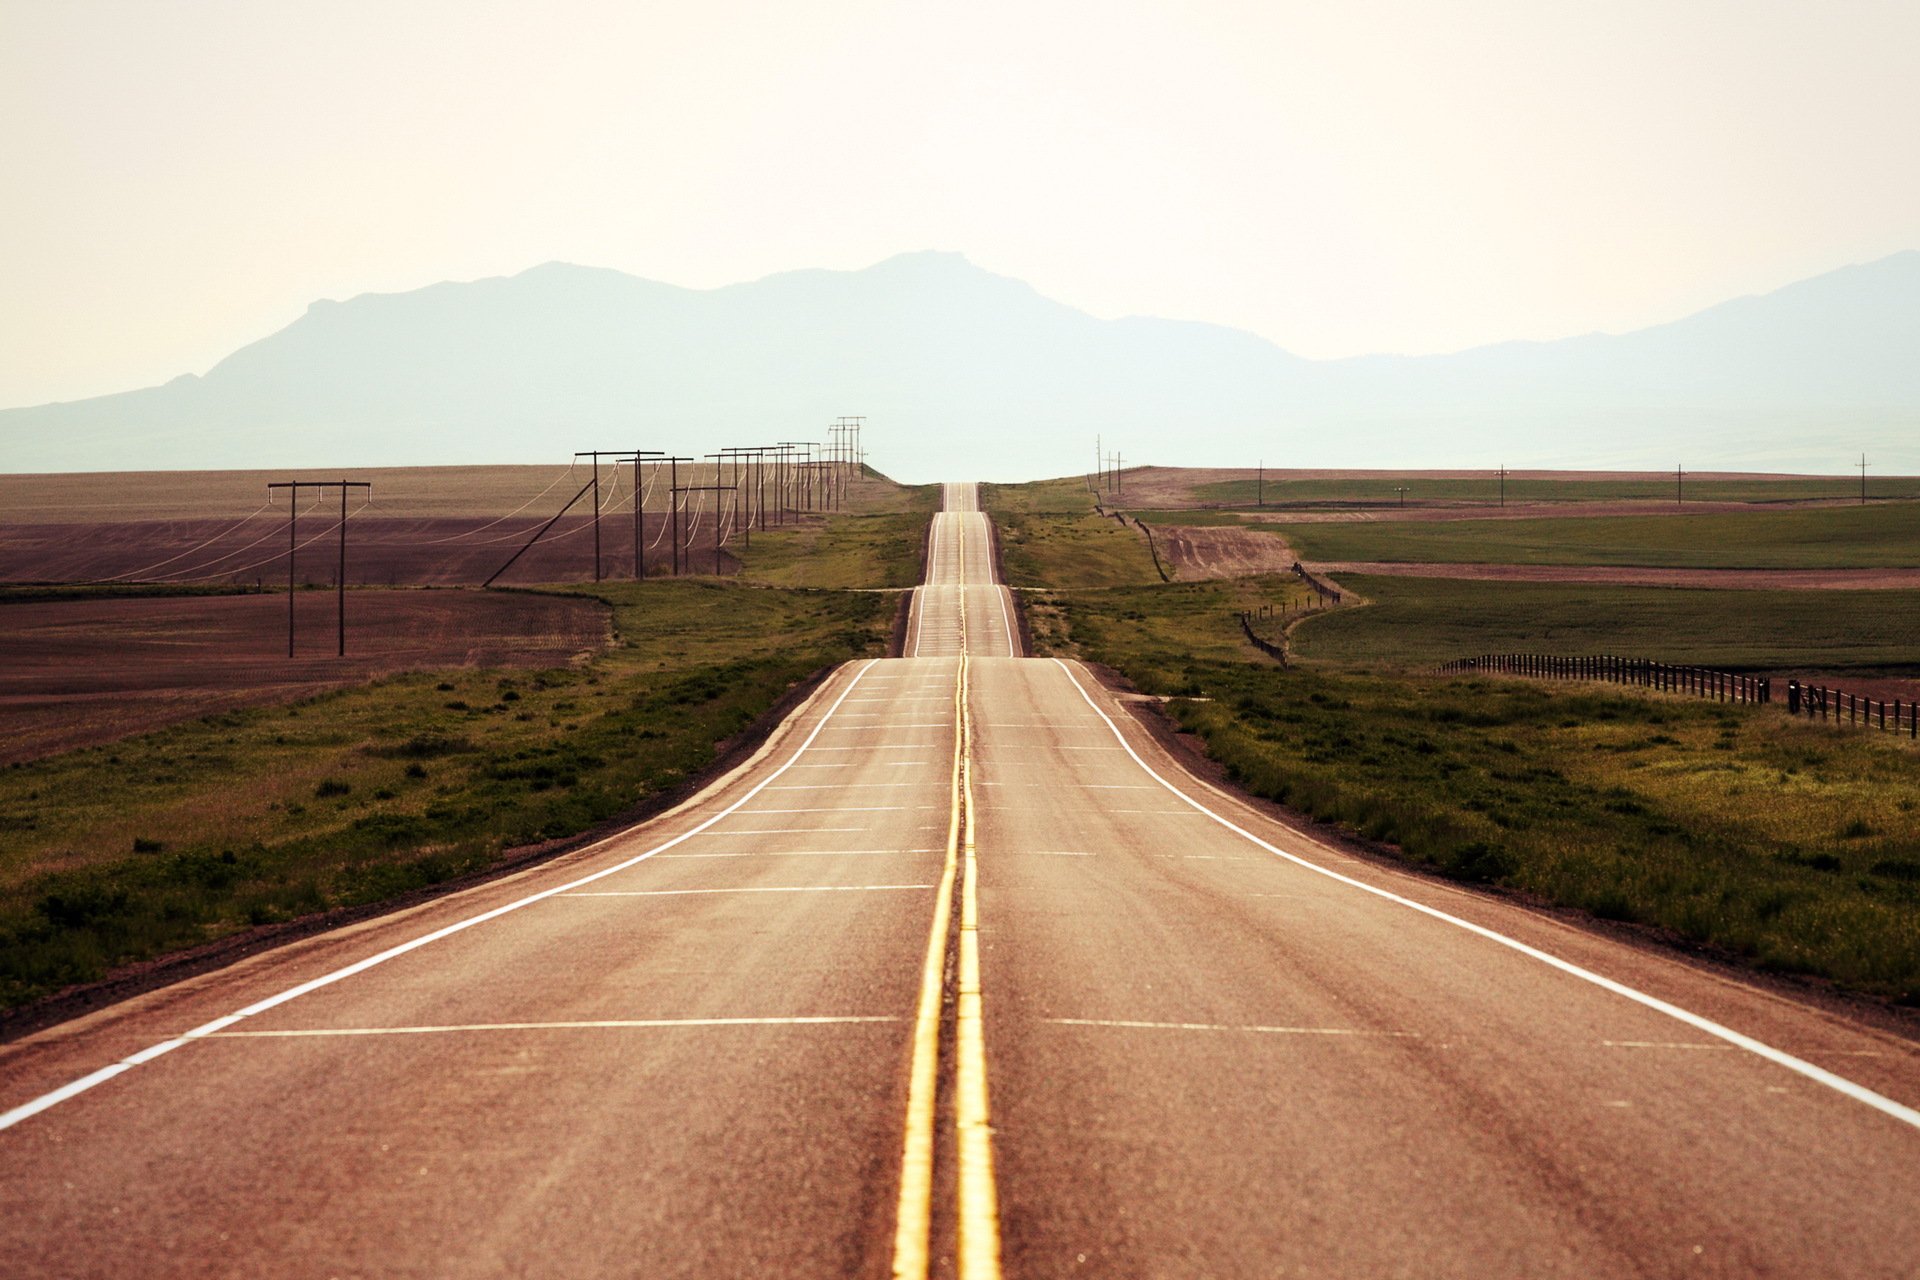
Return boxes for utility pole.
[779,441,812,518]
[659,456,693,575]
[627,451,664,578]
[1257,460,1263,508]
[1394,485,1411,509]
[267,479,371,657]
[1096,434,1102,494]
[1498,464,1507,508]
[576,450,642,582]
[1859,452,1870,505]
[1676,464,1685,507]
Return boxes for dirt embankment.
[1155,525,1299,581]
[0,590,610,763]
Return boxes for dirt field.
[1156,525,1299,580]
[0,590,609,763]
[0,514,740,586]
[0,463,912,585]
[1300,560,1920,591]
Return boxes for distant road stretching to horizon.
[2,483,1917,1276]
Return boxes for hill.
[4,251,1917,480]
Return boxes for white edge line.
[0,660,885,1134]
[1049,657,1920,1134]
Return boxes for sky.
[3,0,1917,410]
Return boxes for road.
[3,481,1918,1277]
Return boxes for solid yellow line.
[955,652,1003,1279]
[891,652,965,1280]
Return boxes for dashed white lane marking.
[786,761,931,769]
[766,783,927,790]
[1032,851,1097,857]
[1604,1041,1734,1051]
[1044,1018,1419,1038]
[562,885,937,897]
[704,827,867,835]
[203,1016,902,1038]
[1050,658,1920,1135]
[659,849,940,859]
[803,747,936,754]
[741,806,912,814]
[0,659,891,1134]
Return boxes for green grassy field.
[983,480,1920,1001]
[736,506,938,589]
[1289,576,1920,672]
[1189,474,1912,508]
[1048,581,1920,1001]
[0,581,895,1012]
[1269,503,1920,569]
[992,507,1163,589]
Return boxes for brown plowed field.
[1304,560,1920,591]
[0,515,737,586]
[0,590,609,763]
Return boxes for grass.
[983,482,1920,1001]
[736,503,939,589]
[989,505,1163,590]
[1042,581,1920,1001]
[1268,503,1920,570]
[1290,576,1920,672]
[1188,474,1915,508]
[0,483,932,1013]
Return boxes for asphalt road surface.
[3,482,1917,1277]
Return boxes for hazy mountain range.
[4,250,1917,481]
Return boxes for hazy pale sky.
[3,0,1917,408]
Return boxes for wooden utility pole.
[1498,464,1507,508]
[1676,464,1685,506]
[268,479,371,657]
[1859,452,1870,505]
[1257,460,1263,508]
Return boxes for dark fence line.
[1437,655,1920,738]
[1782,680,1920,738]
[1129,516,1171,582]
[1436,653,1772,707]
[1237,613,1288,664]
[1291,561,1342,605]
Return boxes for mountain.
[4,250,1917,480]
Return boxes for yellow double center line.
[894,534,1002,1279]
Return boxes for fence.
[1436,653,1771,706]
[1783,680,1920,738]
[1291,561,1342,605]
[1237,612,1288,663]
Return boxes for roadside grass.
[0,525,920,1011]
[990,483,1167,594]
[1290,576,1920,672]
[980,477,1098,515]
[736,506,938,589]
[1269,503,1920,570]
[1046,583,1920,1001]
[1189,475,1915,508]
